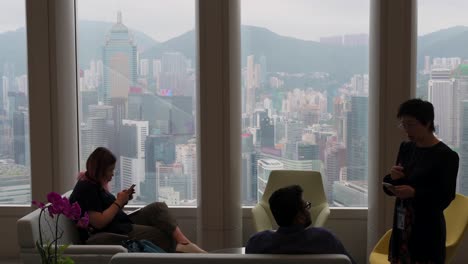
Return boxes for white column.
[49,0,79,193]
[27,0,79,199]
[368,0,417,258]
[197,0,242,250]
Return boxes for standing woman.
[69,147,205,253]
[383,99,459,263]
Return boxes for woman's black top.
[383,141,459,263]
[69,180,133,242]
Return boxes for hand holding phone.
[126,184,136,200]
[382,182,396,193]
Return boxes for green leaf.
[60,256,75,264]
[35,241,49,263]
[58,244,70,255]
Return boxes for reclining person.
[69,147,205,253]
[246,185,356,264]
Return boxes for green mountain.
[140,26,369,82]
[417,26,468,68]
[0,20,158,74]
[2,21,468,81]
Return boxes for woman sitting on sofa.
[69,147,205,253]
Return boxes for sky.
[0,0,468,42]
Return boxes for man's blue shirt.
[245,225,356,264]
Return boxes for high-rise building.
[451,64,468,147]
[119,120,148,197]
[81,104,114,165]
[79,90,98,123]
[0,76,8,113]
[156,162,191,202]
[241,133,256,203]
[246,55,257,115]
[257,159,284,199]
[102,11,137,103]
[428,68,455,145]
[260,114,274,148]
[324,137,346,201]
[346,95,368,181]
[175,139,197,200]
[143,135,176,202]
[139,59,149,77]
[160,52,188,96]
[458,100,468,195]
[13,109,29,166]
[297,143,319,161]
[285,121,304,159]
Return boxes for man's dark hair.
[268,185,304,227]
[397,98,435,132]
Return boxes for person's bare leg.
[173,227,206,253]
[173,226,190,244]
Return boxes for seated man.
[246,185,356,264]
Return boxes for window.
[0,0,31,205]
[77,0,197,206]
[417,0,468,195]
[241,0,369,206]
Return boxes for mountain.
[0,20,158,74]
[2,22,468,81]
[140,26,369,82]
[0,27,28,75]
[417,25,468,68]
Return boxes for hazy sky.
[0,0,468,41]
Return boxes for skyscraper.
[346,95,368,181]
[428,68,455,145]
[102,11,137,103]
[119,119,148,197]
[143,135,176,202]
[458,100,468,195]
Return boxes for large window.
[0,0,31,205]
[77,0,197,206]
[417,0,468,195]
[241,0,370,206]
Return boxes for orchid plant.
[32,192,89,264]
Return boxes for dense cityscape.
[0,11,467,206]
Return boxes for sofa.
[109,252,352,264]
[16,191,128,264]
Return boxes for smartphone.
[127,184,136,193]
[382,182,395,191]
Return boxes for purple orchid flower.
[63,202,82,220]
[32,200,46,209]
[76,212,89,229]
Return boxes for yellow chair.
[369,229,392,264]
[369,193,468,264]
[251,170,330,232]
[444,193,468,263]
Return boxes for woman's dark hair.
[397,98,435,132]
[85,147,116,184]
[268,185,304,227]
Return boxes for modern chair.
[251,170,330,232]
[368,229,391,264]
[369,193,468,264]
[444,193,468,263]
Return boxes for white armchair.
[16,191,127,264]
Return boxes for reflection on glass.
[77,1,196,206]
